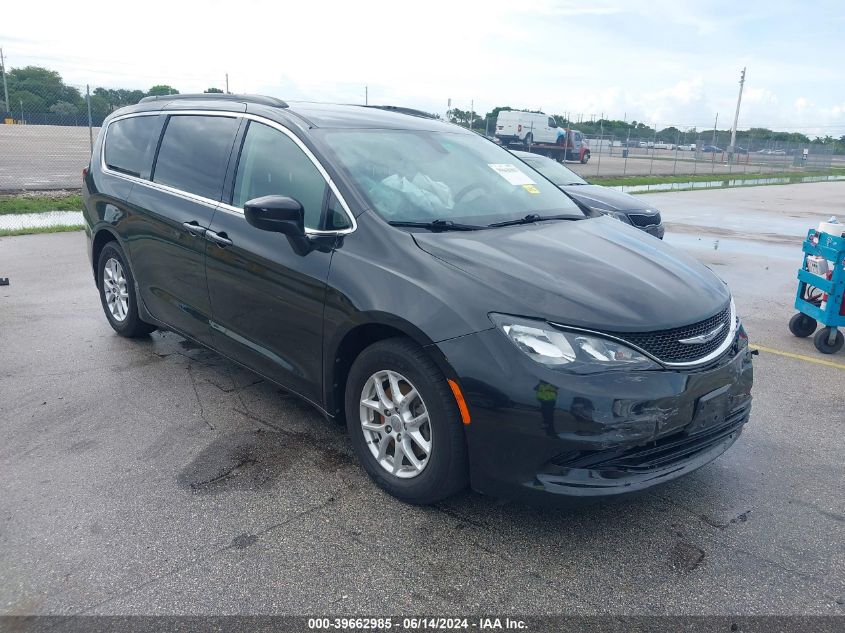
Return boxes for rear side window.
[153,115,239,200]
[233,121,328,229]
[104,116,160,178]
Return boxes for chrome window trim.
[549,298,738,369]
[99,109,357,235]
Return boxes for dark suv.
[83,94,753,505]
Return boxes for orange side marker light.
[447,379,471,425]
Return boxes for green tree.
[10,90,46,116]
[657,126,681,141]
[94,87,145,109]
[147,85,179,96]
[204,87,224,93]
[49,101,78,116]
[449,108,472,126]
[88,94,111,120]
[8,66,65,105]
[6,65,82,112]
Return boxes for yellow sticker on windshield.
[522,184,540,194]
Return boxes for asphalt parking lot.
[1,182,843,616]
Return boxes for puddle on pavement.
[613,174,845,194]
[177,426,354,495]
[174,336,230,366]
[177,429,296,494]
[664,233,797,259]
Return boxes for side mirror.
[243,196,305,236]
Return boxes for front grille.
[603,303,732,363]
[551,402,750,471]
[628,212,662,227]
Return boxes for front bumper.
[644,222,666,239]
[436,327,753,502]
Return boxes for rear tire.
[813,327,843,354]
[524,133,533,147]
[580,152,590,164]
[345,338,468,504]
[97,242,156,338]
[788,313,816,338]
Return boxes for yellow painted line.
[750,344,845,370]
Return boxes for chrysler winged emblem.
[678,323,726,345]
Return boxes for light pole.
[19,98,23,124]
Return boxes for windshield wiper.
[387,219,484,231]
[487,213,582,228]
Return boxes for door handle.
[206,230,233,248]
[182,221,207,237]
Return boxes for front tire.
[97,242,156,338]
[345,338,468,504]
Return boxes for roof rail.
[362,105,438,119]
[138,93,289,108]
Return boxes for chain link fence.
[0,112,95,235]
[0,116,100,189]
[577,131,836,179]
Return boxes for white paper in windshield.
[487,163,536,186]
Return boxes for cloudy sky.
[2,0,843,135]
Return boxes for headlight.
[490,314,659,373]
[591,207,630,223]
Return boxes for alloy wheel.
[103,257,129,322]
[359,370,432,479]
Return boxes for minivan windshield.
[317,129,585,226]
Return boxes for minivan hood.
[413,216,729,332]
[562,184,654,213]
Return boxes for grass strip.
[590,169,844,188]
[0,224,84,237]
[0,195,83,215]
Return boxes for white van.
[495,110,566,145]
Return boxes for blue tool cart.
[788,229,845,354]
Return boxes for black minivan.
[83,94,754,504]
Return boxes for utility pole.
[728,67,746,155]
[0,48,9,114]
[711,112,718,146]
[225,73,229,94]
[365,85,368,106]
[469,99,473,130]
